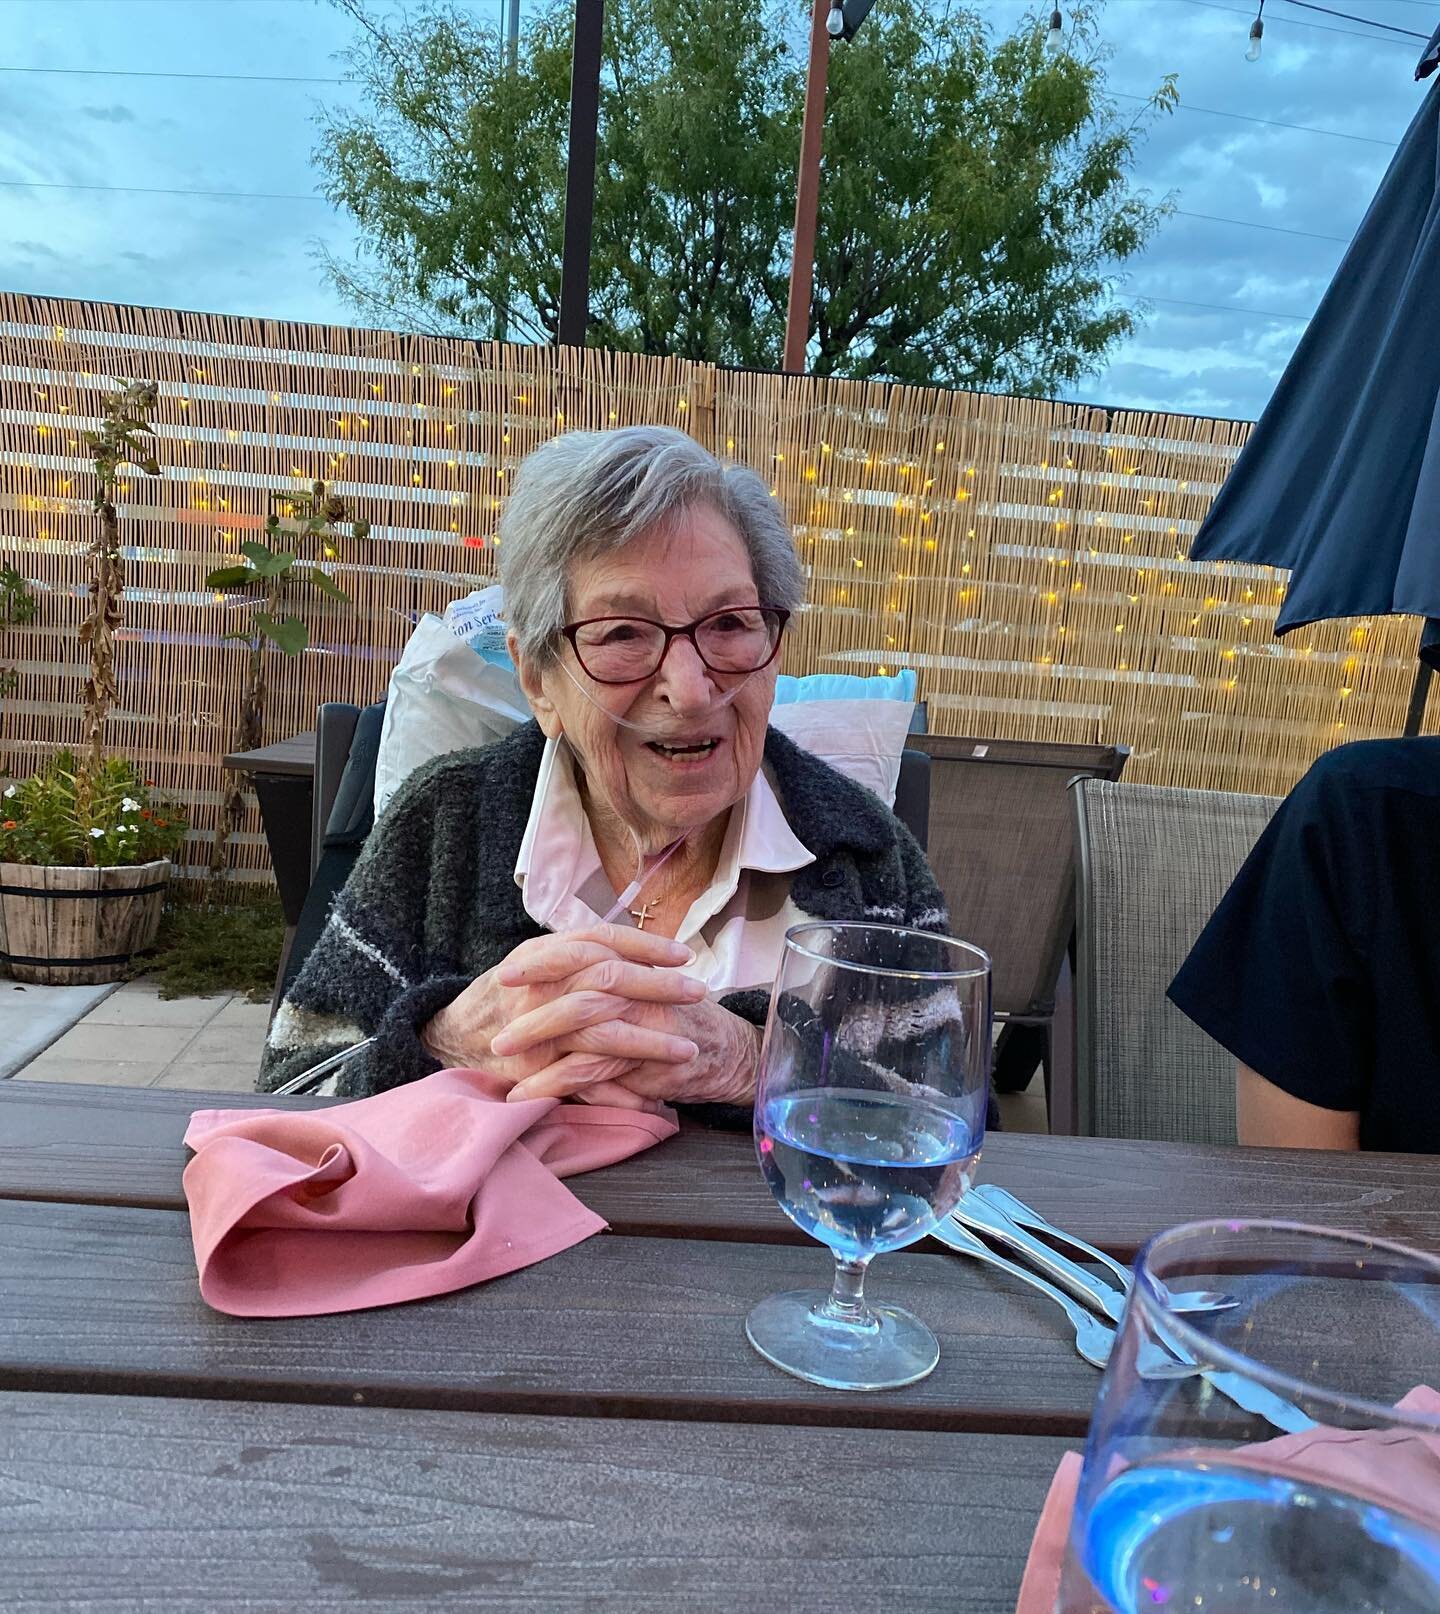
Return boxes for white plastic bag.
[373,595,529,818]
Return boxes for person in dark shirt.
[1168,738,1440,1154]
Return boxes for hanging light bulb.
[827,3,845,37]
[1044,7,1064,56]
[1246,1,1264,61]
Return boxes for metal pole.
[497,0,522,345]
[558,0,605,347]
[783,0,832,374]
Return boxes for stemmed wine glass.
[746,921,992,1391]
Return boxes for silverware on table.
[935,1195,1315,1432]
[971,1183,1237,1317]
[953,1192,1130,1324]
[929,1216,1116,1369]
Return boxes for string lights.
[0,304,1420,822]
[1247,0,1265,62]
[1045,7,1065,56]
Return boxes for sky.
[0,0,1433,422]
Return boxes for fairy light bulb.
[1045,7,1064,56]
[827,4,845,37]
[1246,4,1264,61]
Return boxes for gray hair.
[498,425,805,661]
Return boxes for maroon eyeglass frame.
[560,605,791,685]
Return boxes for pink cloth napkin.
[1015,1387,1440,1613]
[182,1067,678,1317]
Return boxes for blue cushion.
[773,670,917,705]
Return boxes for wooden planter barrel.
[0,859,170,986]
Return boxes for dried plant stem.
[79,496,124,780]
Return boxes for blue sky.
[0,0,1432,421]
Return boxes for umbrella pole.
[1404,661,1433,738]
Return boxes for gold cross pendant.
[629,902,654,930]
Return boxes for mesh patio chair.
[1067,777,1281,1144]
[910,734,1129,1120]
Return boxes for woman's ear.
[509,630,562,738]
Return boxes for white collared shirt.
[513,736,814,992]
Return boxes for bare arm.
[1236,1062,1361,1151]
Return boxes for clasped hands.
[420,922,758,1111]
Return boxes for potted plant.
[0,380,175,985]
[0,752,187,984]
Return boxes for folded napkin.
[183,1067,677,1317]
[1015,1386,1440,1613]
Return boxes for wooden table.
[222,731,317,927]
[2,1080,1437,1610]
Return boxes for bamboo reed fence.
[1,293,1430,883]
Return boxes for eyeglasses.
[562,605,790,685]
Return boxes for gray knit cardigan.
[257,720,952,1115]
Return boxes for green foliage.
[1,564,36,701]
[0,751,187,869]
[1,566,36,628]
[315,0,1175,393]
[204,482,365,659]
[81,380,161,513]
[131,888,286,1002]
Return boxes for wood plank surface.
[0,1197,1108,1436]
[0,1391,1069,1613]
[3,1081,1438,1257]
[222,730,316,776]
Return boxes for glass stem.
[817,1254,879,1331]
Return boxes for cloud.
[80,104,136,125]
[10,239,64,263]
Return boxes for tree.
[315,0,1175,394]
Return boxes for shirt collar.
[514,736,814,925]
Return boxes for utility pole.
[782,0,876,374]
[558,0,605,346]
[497,0,522,345]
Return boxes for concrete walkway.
[7,979,266,1093]
[0,979,118,1080]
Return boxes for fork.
[972,1183,1237,1316]
[929,1216,1115,1369]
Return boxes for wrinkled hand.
[420,924,707,1110]
[492,986,761,1109]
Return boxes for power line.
[0,64,345,85]
[1174,209,1350,243]
[0,179,325,203]
[1178,0,1421,45]
[1281,0,1428,39]
[1112,90,1399,147]
[0,175,1357,247]
[1128,293,1312,322]
[1,63,1399,152]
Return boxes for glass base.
[745,1288,940,1391]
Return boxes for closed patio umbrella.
[1187,42,1440,732]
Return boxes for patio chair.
[1066,777,1280,1144]
[909,735,1129,1121]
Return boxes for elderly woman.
[258,426,949,1118]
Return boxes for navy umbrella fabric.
[1186,45,1440,725]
